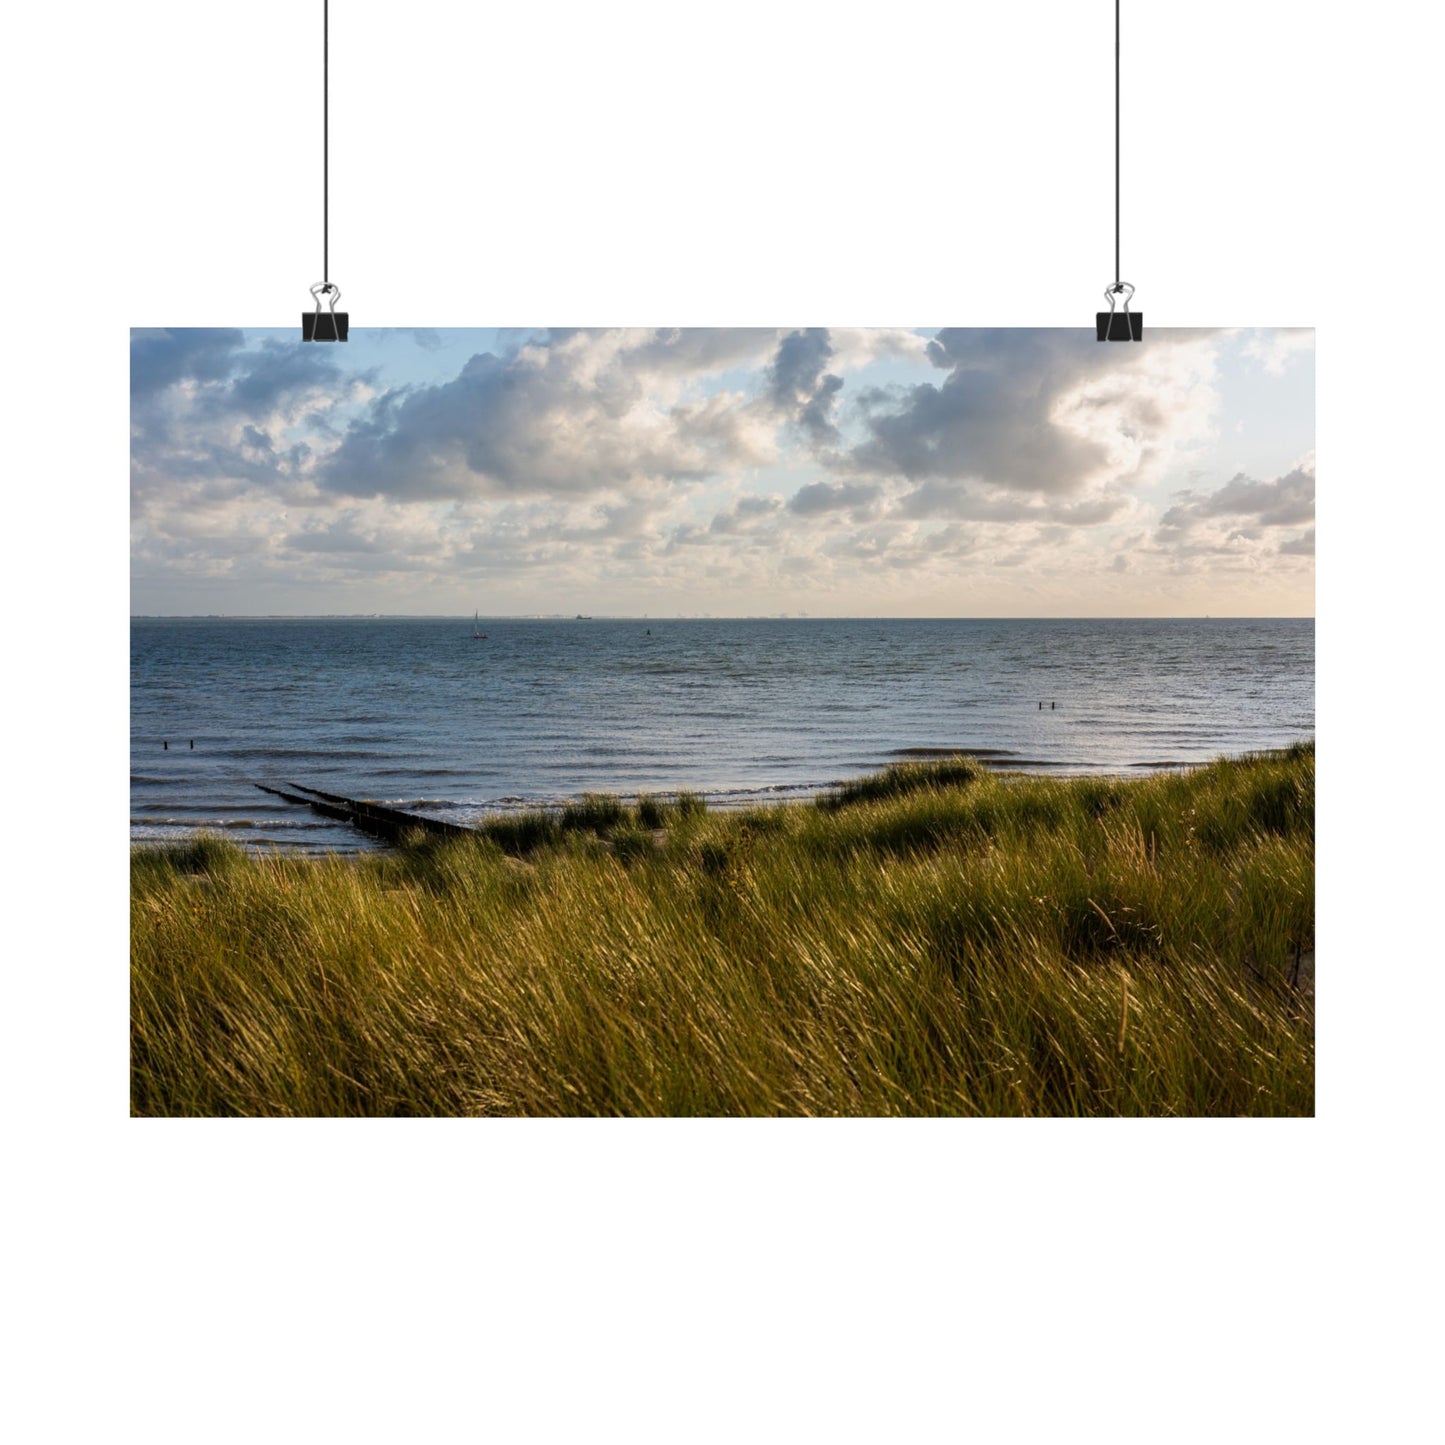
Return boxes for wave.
[227,746,401,761]
[132,816,335,831]
[889,746,1018,758]
[133,618,1314,849]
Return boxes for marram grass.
[131,744,1314,1116]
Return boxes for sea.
[131,616,1315,853]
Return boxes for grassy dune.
[131,744,1314,1116]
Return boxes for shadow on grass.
[818,756,984,810]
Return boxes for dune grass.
[131,744,1314,1117]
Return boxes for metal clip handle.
[1103,281,1134,323]
[310,281,342,319]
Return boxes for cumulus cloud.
[826,328,933,371]
[710,494,784,535]
[1160,459,1315,529]
[318,329,782,501]
[891,479,1130,527]
[788,480,881,516]
[831,328,1221,537]
[130,328,246,401]
[844,329,1111,491]
[132,330,357,473]
[766,328,844,445]
[1153,456,1315,563]
[130,326,1312,614]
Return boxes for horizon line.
[130,612,1317,622]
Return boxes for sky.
[130,326,1314,616]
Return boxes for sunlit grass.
[131,745,1314,1116]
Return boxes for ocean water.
[131,617,1315,852]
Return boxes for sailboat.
[471,611,487,640]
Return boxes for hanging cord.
[1097,0,1138,339]
[303,0,346,338]
[324,0,329,286]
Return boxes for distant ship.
[575,614,592,620]
[471,611,487,640]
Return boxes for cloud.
[130,331,366,525]
[710,494,784,535]
[826,328,933,371]
[130,328,246,400]
[766,328,844,445]
[788,480,881,516]
[214,340,354,422]
[1242,328,1314,376]
[614,327,779,375]
[1153,455,1315,562]
[844,330,1103,491]
[130,327,1312,614]
[129,328,377,600]
[132,329,800,607]
[892,479,1130,527]
[317,329,782,501]
[840,329,1219,506]
[1160,459,1315,529]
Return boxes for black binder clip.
[303,282,348,342]
[1096,282,1141,341]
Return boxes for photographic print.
[131,326,1314,1115]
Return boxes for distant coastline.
[132,613,1318,621]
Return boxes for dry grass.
[132,744,1313,1116]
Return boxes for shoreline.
[130,741,1314,856]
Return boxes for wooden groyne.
[256,782,475,844]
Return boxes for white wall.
[5,5,1440,1442]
